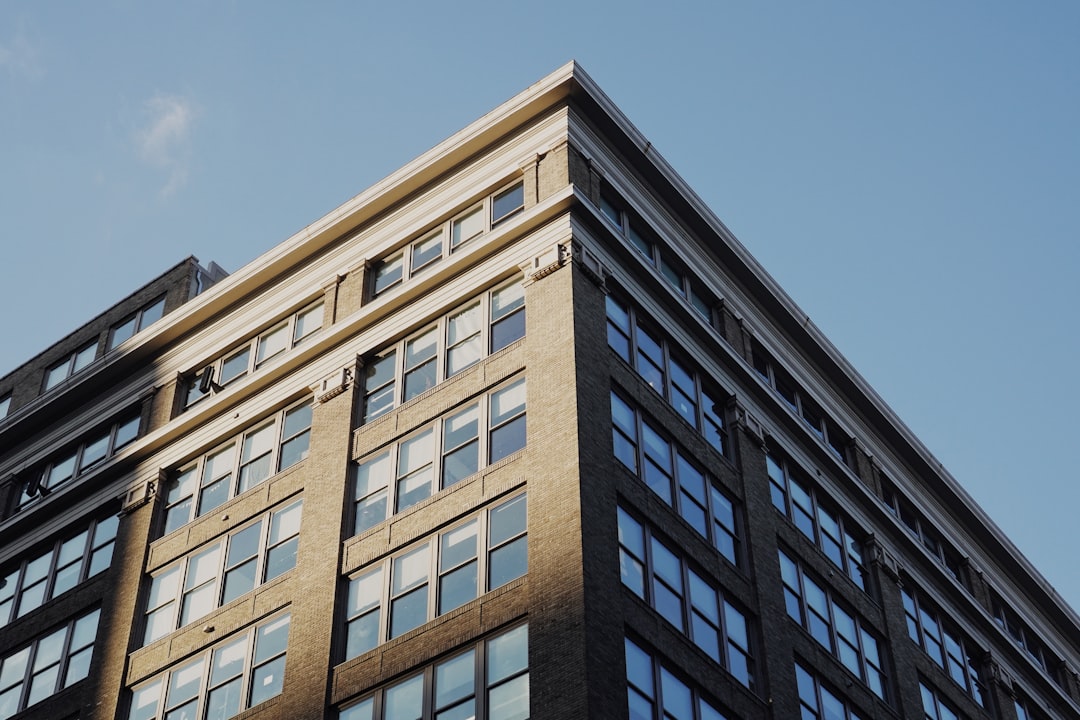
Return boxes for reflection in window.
[43,341,97,392]
[625,637,730,720]
[108,295,167,350]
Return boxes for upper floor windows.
[144,500,302,645]
[767,452,867,592]
[130,613,290,720]
[752,341,851,466]
[0,515,117,627]
[43,341,97,392]
[612,392,740,566]
[0,394,10,420]
[345,494,526,658]
[372,181,525,298]
[919,681,962,720]
[162,399,312,534]
[340,624,529,720]
[0,609,100,718]
[618,508,753,688]
[606,296,728,457]
[354,378,526,535]
[779,549,886,699]
[361,281,525,423]
[881,478,966,586]
[1014,689,1053,720]
[901,587,986,707]
[625,637,731,720]
[108,295,166,351]
[18,411,141,509]
[991,594,1064,688]
[796,661,869,720]
[185,302,324,409]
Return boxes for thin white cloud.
[136,94,196,196]
[0,30,42,79]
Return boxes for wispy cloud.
[135,94,196,196]
[0,29,42,79]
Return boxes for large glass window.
[361,281,525,423]
[345,494,526,658]
[920,681,961,720]
[108,295,167,350]
[0,609,100,718]
[768,452,866,591]
[18,412,141,508]
[339,624,528,720]
[779,549,886,699]
[144,501,301,645]
[162,400,311,534]
[795,662,868,720]
[43,341,98,392]
[354,378,526,534]
[625,637,730,720]
[611,392,740,566]
[0,515,117,627]
[606,297,727,456]
[130,613,290,720]
[184,301,324,408]
[618,509,752,688]
[902,587,986,706]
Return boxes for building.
[0,61,1077,720]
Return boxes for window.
[345,494,526,658]
[361,281,525,423]
[795,662,868,720]
[19,412,141,508]
[0,609,100,717]
[43,341,97,392]
[129,613,290,720]
[902,587,986,706]
[354,379,526,534]
[184,301,324,408]
[882,478,966,585]
[0,394,10,420]
[371,181,525,298]
[611,392,740,565]
[751,341,852,465]
[625,637,730,720]
[0,515,118,627]
[778,549,886,699]
[108,295,167,350]
[767,452,867,591]
[144,501,301,645]
[1013,689,1052,720]
[162,400,312,534]
[339,624,528,720]
[618,508,753,688]
[606,296,728,456]
[920,681,963,720]
[991,593,1063,687]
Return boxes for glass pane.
[210,639,247,685]
[490,380,526,427]
[114,415,141,449]
[489,537,527,589]
[130,680,163,720]
[80,433,110,470]
[180,582,218,626]
[390,586,428,638]
[340,698,374,720]
[386,674,424,720]
[660,667,693,719]
[411,232,443,272]
[488,673,529,720]
[490,416,525,463]
[282,402,312,440]
[256,324,289,365]
[293,303,324,343]
[222,559,257,604]
[73,343,97,372]
[206,677,242,720]
[347,610,381,658]
[348,568,384,616]
[397,466,433,511]
[451,207,484,249]
[393,546,431,595]
[250,655,286,707]
[491,311,525,353]
[254,614,291,664]
[26,665,60,706]
[491,183,524,224]
[405,328,438,370]
[140,296,167,326]
[0,646,30,689]
[447,337,483,377]
[355,491,389,534]
[448,303,481,346]
[227,522,262,567]
[436,650,476,708]
[264,537,299,582]
[167,658,205,706]
[399,429,433,472]
[220,347,251,384]
[110,316,137,348]
[186,546,222,589]
[438,561,478,614]
[441,521,479,571]
[491,282,525,322]
[203,444,236,485]
[34,627,67,670]
[443,442,478,488]
[374,253,404,294]
[70,609,100,650]
[488,625,528,683]
[356,452,391,499]
[490,495,526,547]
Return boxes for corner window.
[162,399,312,534]
[0,609,100,716]
[43,341,97,392]
[108,295,167,350]
[345,494,526,658]
[130,613,290,720]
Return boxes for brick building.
[1,62,1077,720]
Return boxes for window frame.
[161,399,313,535]
[0,393,11,420]
[107,294,167,351]
[919,680,962,720]
[795,661,868,720]
[901,586,987,707]
[42,341,98,392]
[882,478,967,585]
[624,636,731,720]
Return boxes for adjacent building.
[1,61,1077,720]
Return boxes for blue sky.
[2,2,1077,611]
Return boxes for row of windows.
[881,477,966,585]
[355,378,526,535]
[162,399,312,535]
[611,392,739,566]
[796,661,868,720]
[346,494,527,658]
[0,609,99,719]
[0,515,117,628]
[779,549,886,699]
[130,613,290,720]
[625,637,730,720]
[902,586,987,707]
[362,280,525,423]
[43,342,98,393]
[597,189,721,330]
[767,452,867,591]
[751,340,851,466]
[920,681,962,720]
[606,295,727,457]
[19,411,141,508]
[618,508,753,689]
[108,295,167,352]
[992,593,1064,688]
[371,181,525,298]
[144,501,302,645]
[340,624,528,720]
[185,301,324,409]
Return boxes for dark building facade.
[0,62,1077,720]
